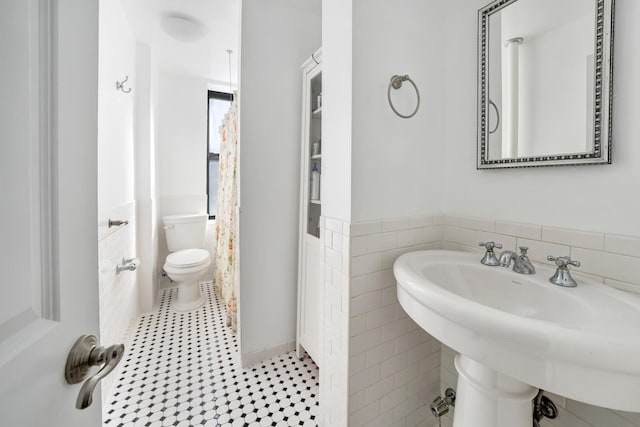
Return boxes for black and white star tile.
[103,282,319,427]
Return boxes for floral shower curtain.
[214,93,239,332]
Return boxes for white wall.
[323,0,447,223]
[443,0,640,237]
[98,0,135,219]
[350,0,446,222]
[322,0,353,222]
[97,0,138,402]
[239,0,321,357]
[133,43,159,313]
[156,72,208,198]
[513,14,593,156]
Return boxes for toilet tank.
[163,213,208,252]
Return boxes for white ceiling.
[121,0,240,84]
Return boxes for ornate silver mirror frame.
[477,0,615,169]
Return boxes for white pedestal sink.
[393,250,640,427]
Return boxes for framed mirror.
[477,0,614,169]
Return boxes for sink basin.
[394,250,640,425]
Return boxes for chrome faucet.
[499,246,536,274]
[547,256,581,287]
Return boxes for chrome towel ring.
[387,74,420,119]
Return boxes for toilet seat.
[165,248,210,269]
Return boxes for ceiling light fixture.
[160,13,206,43]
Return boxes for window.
[207,91,233,219]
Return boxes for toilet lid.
[166,249,210,268]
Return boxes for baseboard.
[240,341,296,368]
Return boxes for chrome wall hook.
[116,76,132,93]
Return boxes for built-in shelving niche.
[307,72,322,238]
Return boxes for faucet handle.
[479,241,502,251]
[479,242,502,266]
[547,256,580,287]
[547,256,580,268]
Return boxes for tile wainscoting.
[442,215,640,294]
[98,201,139,404]
[321,216,444,427]
[322,213,640,427]
[319,217,350,427]
[346,217,443,427]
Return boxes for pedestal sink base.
[453,355,538,427]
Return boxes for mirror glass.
[477,0,614,168]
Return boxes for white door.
[0,0,106,425]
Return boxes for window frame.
[206,90,234,220]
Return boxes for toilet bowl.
[163,214,210,312]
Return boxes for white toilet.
[163,213,211,312]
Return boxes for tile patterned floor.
[103,283,319,427]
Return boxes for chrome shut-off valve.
[431,388,456,418]
[533,390,558,427]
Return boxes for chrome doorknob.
[65,335,124,409]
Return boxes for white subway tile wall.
[495,220,542,241]
[320,218,350,427]
[98,201,139,405]
[346,215,443,427]
[542,227,605,251]
[606,234,640,258]
[443,214,640,292]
